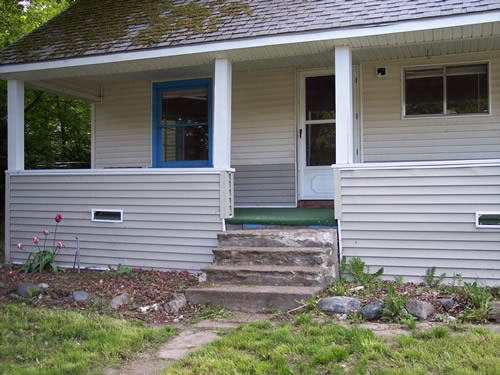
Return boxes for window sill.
[402,112,491,120]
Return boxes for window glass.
[161,88,208,125]
[446,65,488,114]
[306,123,335,166]
[162,125,209,162]
[405,68,443,115]
[305,75,335,120]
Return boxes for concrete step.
[213,246,334,267]
[218,229,337,248]
[185,284,322,313]
[204,264,334,287]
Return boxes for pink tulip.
[43,229,49,236]
[55,214,62,223]
[33,236,40,245]
[17,243,24,249]
[57,242,63,249]
[8,271,15,277]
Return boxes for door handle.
[299,129,302,139]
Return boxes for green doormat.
[226,208,336,226]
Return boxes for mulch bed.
[0,267,200,323]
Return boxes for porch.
[2,18,500,284]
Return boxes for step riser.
[213,249,334,267]
[218,230,337,248]
[186,289,319,313]
[205,268,334,288]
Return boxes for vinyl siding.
[6,172,230,271]
[335,162,500,285]
[361,51,500,162]
[231,69,297,206]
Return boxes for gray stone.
[488,301,500,322]
[110,293,129,309]
[360,300,384,321]
[405,300,435,320]
[0,281,5,288]
[437,298,454,311]
[38,283,49,290]
[72,291,89,302]
[165,294,187,313]
[317,296,361,315]
[12,282,42,298]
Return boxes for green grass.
[164,315,500,375]
[0,303,176,375]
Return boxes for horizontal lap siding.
[8,173,223,271]
[362,52,500,162]
[232,69,297,206]
[338,165,500,286]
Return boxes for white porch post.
[7,80,25,171]
[335,47,354,165]
[213,58,232,169]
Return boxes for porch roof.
[1,0,499,67]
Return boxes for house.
[1,0,499,286]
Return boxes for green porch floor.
[226,208,336,227]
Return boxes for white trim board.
[331,159,500,170]
[6,168,235,176]
[1,12,499,75]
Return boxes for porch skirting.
[4,169,234,271]
[333,160,500,286]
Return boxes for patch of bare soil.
[0,267,200,323]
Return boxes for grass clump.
[163,313,500,375]
[459,281,492,323]
[0,303,176,375]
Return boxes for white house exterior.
[1,0,499,284]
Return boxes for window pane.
[405,68,443,115]
[161,88,208,125]
[306,123,335,166]
[162,125,209,162]
[306,75,335,120]
[446,64,488,114]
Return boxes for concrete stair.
[186,229,338,312]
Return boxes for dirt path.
[103,312,270,375]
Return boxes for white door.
[297,69,359,200]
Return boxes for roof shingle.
[1,0,499,65]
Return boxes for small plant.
[339,256,347,277]
[18,214,63,273]
[394,275,404,288]
[424,267,446,289]
[193,304,231,322]
[108,264,132,275]
[459,281,492,323]
[347,257,384,286]
[327,280,347,296]
[381,284,409,322]
[401,315,417,330]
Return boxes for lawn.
[164,315,500,375]
[0,303,176,375]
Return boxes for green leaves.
[381,284,409,322]
[346,257,384,286]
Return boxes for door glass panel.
[306,123,335,166]
[161,88,208,125]
[305,75,335,120]
[162,125,209,162]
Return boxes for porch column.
[213,58,232,170]
[7,80,24,170]
[334,47,354,165]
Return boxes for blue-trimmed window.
[153,78,213,167]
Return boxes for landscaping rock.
[437,298,454,311]
[165,294,187,313]
[317,296,361,314]
[12,282,42,298]
[38,283,49,290]
[110,293,128,309]
[405,300,435,320]
[360,300,384,321]
[72,291,89,302]
[488,301,500,322]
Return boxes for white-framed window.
[403,62,489,117]
[475,212,500,229]
[91,209,123,223]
